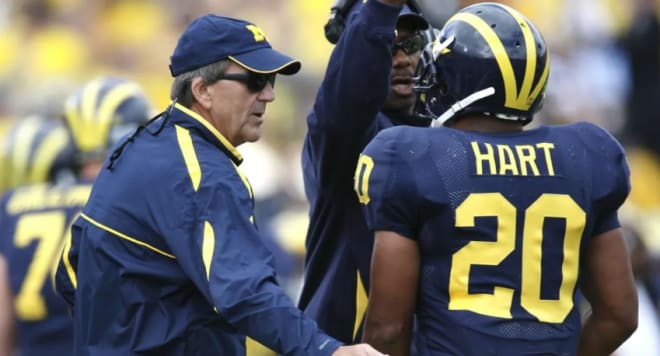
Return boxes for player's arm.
[53,216,81,307]
[576,123,638,354]
[355,128,417,354]
[0,254,15,356]
[362,230,418,356]
[578,227,638,355]
[311,0,400,132]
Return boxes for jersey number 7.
[13,211,67,321]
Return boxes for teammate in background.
[355,3,638,355]
[0,117,76,356]
[62,77,152,185]
[55,14,384,356]
[53,76,152,310]
[299,0,429,343]
[0,115,75,194]
[0,77,152,356]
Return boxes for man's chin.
[383,95,415,115]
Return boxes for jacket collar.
[171,102,243,165]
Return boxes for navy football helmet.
[414,2,549,126]
[0,116,75,192]
[64,77,151,165]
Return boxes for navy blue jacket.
[55,104,342,355]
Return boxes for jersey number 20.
[449,193,585,323]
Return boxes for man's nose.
[392,49,412,67]
[257,82,275,102]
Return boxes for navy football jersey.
[0,183,91,356]
[356,122,630,355]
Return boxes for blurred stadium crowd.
[0,0,658,354]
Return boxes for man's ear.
[191,77,212,109]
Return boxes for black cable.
[106,98,178,170]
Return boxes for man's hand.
[333,343,388,355]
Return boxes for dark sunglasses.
[392,33,424,56]
[213,72,276,93]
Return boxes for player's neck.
[449,115,525,133]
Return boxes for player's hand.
[332,343,388,355]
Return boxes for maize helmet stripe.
[67,78,101,152]
[530,53,550,104]
[499,4,549,108]
[28,126,69,183]
[1,116,73,191]
[66,79,145,153]
[65,80,96,149]
[97,83,144,131]
[447,13,519,109]
[10,117,41,187]
[447,7,548,111]
[81,78,102,140]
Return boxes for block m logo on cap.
[246,25,267,42]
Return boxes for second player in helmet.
[54,77,152,310]
[63,77,152,180]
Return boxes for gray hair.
[170,60,230,107]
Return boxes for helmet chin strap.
[431,87,496,127]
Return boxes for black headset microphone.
[323,0,422,44]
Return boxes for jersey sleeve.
[162,177,342,356]
[579,123,631,236]
[355,127,420,239]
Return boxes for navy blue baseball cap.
[347,2,428,31]
[397,4,429,30]
[169,14,301,77]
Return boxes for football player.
[0,77,151,356]
[355,3,638,355]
